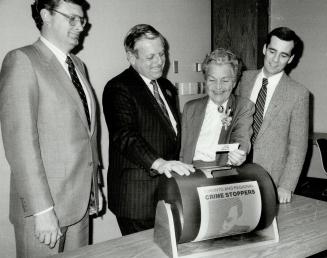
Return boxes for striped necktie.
[150,80,170,121]
[66,56,91,128]
[252,78,268,144]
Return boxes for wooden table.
[52,195,327,258]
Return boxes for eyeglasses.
[51,9,87,27]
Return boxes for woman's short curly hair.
[202,48,241,80]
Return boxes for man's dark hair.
[31,0,89,31]
[265,27,300,56]
[124,24,167,56]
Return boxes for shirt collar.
[139,73,152,85]
[40,36,68,64]
[260,68,284,85]
[207,98,228,112]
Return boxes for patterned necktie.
[66,56,91,128]
[252,78,268,144]
[150,80,170,121]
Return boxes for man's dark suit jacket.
[102,66,180,220]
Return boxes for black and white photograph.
[0,0,326,257]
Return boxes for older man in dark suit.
[102,24,194,236]
[0,0,99,257]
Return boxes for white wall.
[0,0,211,256]
[270,0,327,133]
[0,2,38,257]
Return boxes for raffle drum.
[154,163,279,257]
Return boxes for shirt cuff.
[150,158,165,176]
[33,206,54,216]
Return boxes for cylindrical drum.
[157,163,277,243]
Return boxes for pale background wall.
[0,0,211,257]
[1,0,327,257]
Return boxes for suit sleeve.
[102,82,159,169]
[179,102,191,162]
[0,50,53,216]
[234,73,247,96]
[279,89,309,191]
[230,99,254,153]
[234,71,255,100]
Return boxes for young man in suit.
[180,48,254,167]
[0,0,100,256]
[102,24,194,236]
[236,27,309,204]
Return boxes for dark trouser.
[116,217,154,236]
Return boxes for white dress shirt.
[250,69,283,116]
[140,74,177,134]
[193,99,228,161]
[40,36,91,116]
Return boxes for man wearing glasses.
[0,0,99,257]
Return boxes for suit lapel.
[157,80,180,134]
[71,56,97,136]
[218,95,236,144]
[189,97,209,159]
[33,40,91,133]
[256,74,288,141]
[243,70,260,99]
[159,81,179,123]
[130,68,177,138]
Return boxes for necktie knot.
[66,56,74,68]
[150,80,158,89]
[262,77,268,87]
